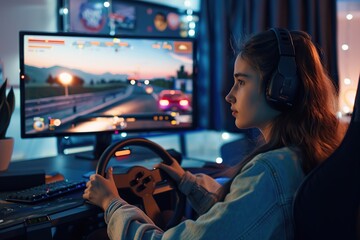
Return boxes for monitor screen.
[19,31,197,145]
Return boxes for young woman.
[83,28,345,239]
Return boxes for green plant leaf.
[0,100,10,139]
[0,79,13,139]
[0,79,6,111]
[7,87,15,115]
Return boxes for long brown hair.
[219,29,345,199]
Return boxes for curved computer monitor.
[19,31,197,158]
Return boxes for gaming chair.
[293,77,360,239]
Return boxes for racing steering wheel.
[96,137,185,230]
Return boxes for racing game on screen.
[21,33,195,136]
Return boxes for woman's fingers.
[156,163,183,183]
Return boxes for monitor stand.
[76,133,112,161]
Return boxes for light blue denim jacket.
[104,147,305,239]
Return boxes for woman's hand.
[83,167,120,211]
[155,158,185,184]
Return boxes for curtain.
[197,0,338,132]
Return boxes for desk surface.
[6,154,98,181]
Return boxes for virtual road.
[25,85,192,134]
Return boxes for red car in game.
[158,90,191,112]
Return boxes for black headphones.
[266,28,299,110]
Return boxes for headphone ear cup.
[266,71,277,102]
[267,28,299,110]
[266,65,299,110]
[265,70,284,109]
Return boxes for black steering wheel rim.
[96,137,185,230]
[96,137,174,176]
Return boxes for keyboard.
[5,180,87,204]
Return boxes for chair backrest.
[293,76,360,240]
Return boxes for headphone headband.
[271,28,296,57]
